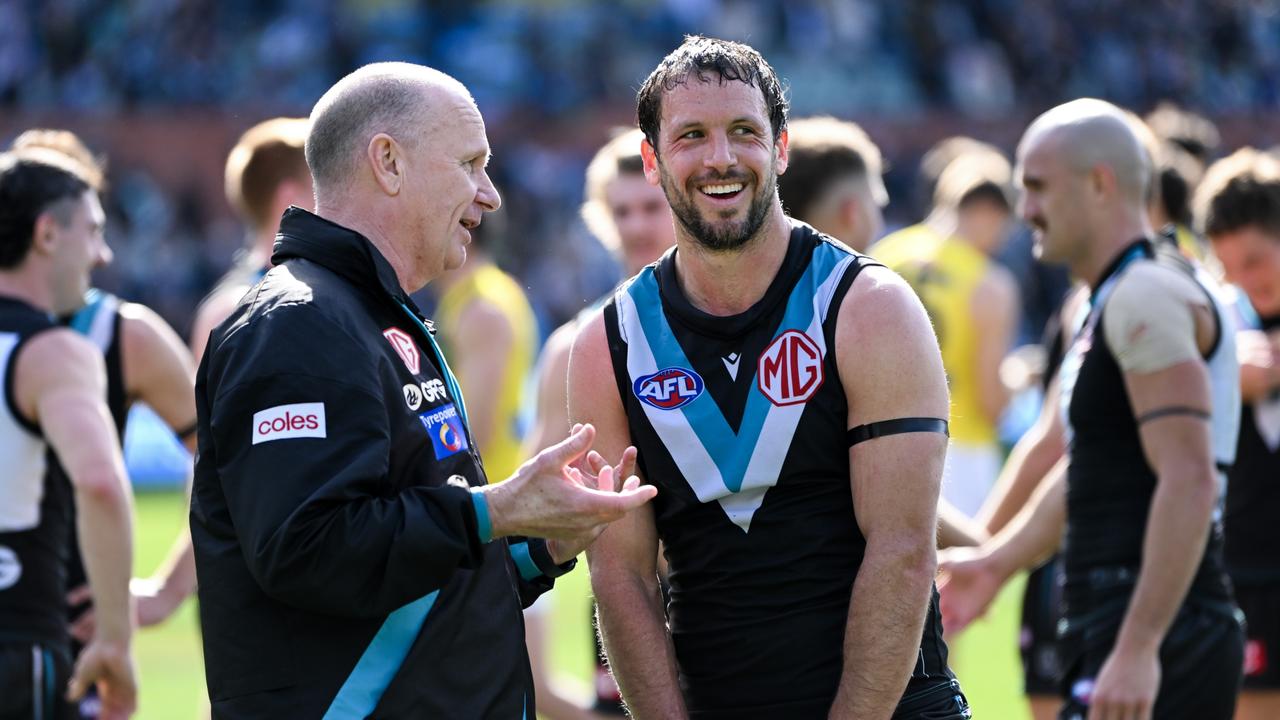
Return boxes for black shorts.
[1057,603,1243,720]
[1020,555,1064,696]
[1237,584,1280,690]
[0,641,74,720]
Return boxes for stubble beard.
[659,162,775,253]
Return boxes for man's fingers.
[585,450,607,475]
[622,475,640,491]
[67,583,93,606]
[69,611,96,644]
[541,423,595,468]
[614,447,638,491]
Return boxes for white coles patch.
[253,402,327,445]
[757,330,824,406]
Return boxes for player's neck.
[673,209,790,316]
[1075,212,1152,289]
[0,269,53,314]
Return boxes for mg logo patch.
[383,327,420,375]
[634,367,704,410]
[757,330,824,406]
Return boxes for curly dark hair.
[1203,173,1280,239]
[637,36,788,152]
[0,150,94,269]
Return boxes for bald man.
[937,99,1244,720]
[190,63,655,718]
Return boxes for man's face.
[1017,136,1088,265]
[643,79,787,252]
[404,95,501,285]
[958,198,1012,256]
[605,173,675,273]
[1211,224,1280,316]
[47,190,110,315]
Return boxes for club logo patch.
[634,367,704,410]
[420,403,469,459]
[253,402,326,445]
[383,327,420,375]
[404,383,423,411]
[757,330,824,406]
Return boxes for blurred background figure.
[778,116,887,252]
[1196,148,1280,720]
[523,127,676,720]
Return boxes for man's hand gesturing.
[479,424,655,548]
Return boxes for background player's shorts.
[1020,556,1064,695]
[940,443,1001,518]
[1236,584,1280,690]
[0,641,74,720]
[1057,603,1243,720]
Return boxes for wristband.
[468,487,493,544]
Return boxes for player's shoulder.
[836,264,938,353]
[15,327,105,392]
[1108,257,1204,318]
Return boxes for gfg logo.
[634,367,704,410]
[757,330,824,406]
[422,379,447,402]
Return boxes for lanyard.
[396,302,471,429]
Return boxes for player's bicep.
[1125,360,1215,479]
[20,332,126,487]
[121,307,198,437]
[837,268,949,539]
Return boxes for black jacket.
[192,207,566,719]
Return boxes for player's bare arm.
[970,264,1019,425]
[570,310,688,720]
[15,329,137,717]
[1087,267,1221,720]
[828,266,948,719]
[121,303,199,626]
[451,296,515,452]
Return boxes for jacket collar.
[272,207,425,317]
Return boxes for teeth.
[702,183,743,196]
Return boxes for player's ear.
[368,133,403,196]
[774,128,789,175]
[30,210,62,257]
[641,137,661,187]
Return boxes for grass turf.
[133,491,1028,718]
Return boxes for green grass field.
[133,491,1029,718]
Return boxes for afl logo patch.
[634,367,704,410]
[757,330,824,406]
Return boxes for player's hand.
[936,546,1002,635]
[1087,644,1159,720]
[547,444,641,562]
[67,639,137,720]
[486,424,656,542]
[131,577,184,627]
[67,584,96,643]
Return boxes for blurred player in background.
[189,117,313,361]
[940,98,1243,720]
[874,148,1019,518]
[523,127,676,720]
[0,147,137,719]
[9,129,200,719]
[431,207,537,484]
[1197,148,1280,720]
[777,116,887,253]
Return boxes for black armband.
[1135,406,1210,425]
[846,417,949,447]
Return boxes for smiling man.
[190,62,656,718]
[570,37,968,719]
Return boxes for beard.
[659,162,775,253]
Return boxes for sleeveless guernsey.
[603,222,958,716]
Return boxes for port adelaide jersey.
[602,222,954,714]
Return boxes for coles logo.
[634,367,704,410]
[252,402,326,445]
[383,327,420,375]
[757,330,824,406]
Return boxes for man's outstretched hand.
[481,424,656,549]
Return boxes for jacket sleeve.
[506,537,576,608]
[205,308,487,618]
